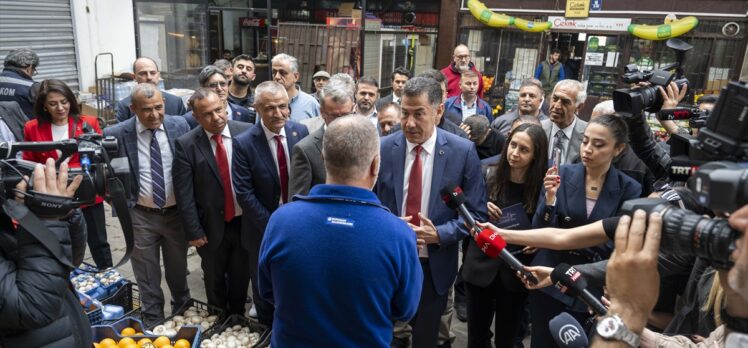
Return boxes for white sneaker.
[248,304,258,318]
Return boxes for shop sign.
[548,16,631,32]
[565,0,590,18]
[585,52,604,66]
[240,18,265,28]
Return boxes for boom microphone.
[550,263,608,316]
[549,312,589,348]
[441,184,538,284]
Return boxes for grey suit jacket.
[300,116,325,134]
[289,127,325,200]
[375,93,395,111]
[541,117,587,164]
[0,101,28,141]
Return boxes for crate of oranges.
[92,317,200,348]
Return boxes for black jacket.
[0,214,92,347]
[624,112,672,182]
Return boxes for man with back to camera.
[259,115,423,347]
[172,88,253,315]
[271,53,320,121]
[375,76,487,348]
[376,67,411,110]
[441,44,484,100]
[0,48,40,118]
[535,48,566,96]
[491,78,549,136]
[116,57,188,122]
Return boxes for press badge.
[326,217,354,228]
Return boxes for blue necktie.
[150,129,166,208]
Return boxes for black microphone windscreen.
[551,263,588,297]
[549,312,589,348]
[440,184,466,209]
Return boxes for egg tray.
[71,264,129,298]
[92,317,201,347]
[147,298,226,335]
[209,314,270,348]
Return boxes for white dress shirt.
[402,127,438,258]
[461,96,478,120]
[548,116,578,165]
[136,119,176,208]
[205,126,242,217]
[51,123,68,157]
[260,119,290,205]
[392,94,401,105]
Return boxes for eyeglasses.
[207,81,228,88]
[454,54,470,60]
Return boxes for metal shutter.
[0,0,80,90]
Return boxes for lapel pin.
[439,150,445,155]
[292,131,298,137]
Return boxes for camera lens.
[660,206,738,269]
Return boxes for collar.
[302,184,382,205]
[135,117,165,134]
[355,105,377,118]
[392,94,400,104]
[461,95,477,108]
[406,127,438,156]
[550,116,578,139]
[226,103,233,117]
[260,118,286,141]
[203,124,231,140]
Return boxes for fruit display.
[200,324,261,348]
[93,335,186,348]
[151,306,219,336]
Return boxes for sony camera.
[613,38,692,115]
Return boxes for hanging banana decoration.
[628,16,699,40]
[467,0,513,28]
[513,17,553,32]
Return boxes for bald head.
[453,44,471,72]
[323,115,380,188]
[133,57,160,84]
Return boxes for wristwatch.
[596,314,641,347]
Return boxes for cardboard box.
[338,2,361,19]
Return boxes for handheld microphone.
[440,184,538,285]
[550,263,608,316]
[549,312,589,348]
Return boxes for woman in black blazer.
[462,123,548,348]
[528,114,642,348]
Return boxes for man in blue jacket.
[0,48,39,118]
[444,70,493,123]
[259,115,422,347]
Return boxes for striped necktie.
[150,129,166,208]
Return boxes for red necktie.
[274,135,289,204]
[212,134,235,221]
[405,145,423,225]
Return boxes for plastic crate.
[101,283,141,323]
[209,314,269,348]
[78,291,103,325]
[86,304,103,326]
[70,273,107,300]
[92,322,201,347]
[147,298,225,333]
[106,317,146,335]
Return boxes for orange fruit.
[173,339,190,348]
[152,336,171,348]
[118,337,136,348]
[161,345,174,348]
[121,343,137,348]
[99,338,117,348]
[135,332,144,336]
[136,338,153,348]
[121,327,136,336]
[94,343,101,348]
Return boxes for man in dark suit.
[115,57,187,122]
[375,77,487,348]
[0,101,28,142]
[376,66,411,111]
[541,79,588,165]
[182,65,255,128]
[232,81,309,327]
[173,88,252,315]
[289,78,355,198]
[103,83,192,326]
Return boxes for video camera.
[613,38,693,115]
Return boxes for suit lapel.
[313,127,324,154]
[567,118,586,163]
[589,167,622,221]
[253,126,280,186]
[565,165,586,219]
[195,129,222,182]
[392,134,406,214]
[163,119,176,154]
[123,119,140,176]
[428,130,448,218]
[284,123,303,157]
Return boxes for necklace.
[591,186,598,191]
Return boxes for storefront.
[455,0,748,116]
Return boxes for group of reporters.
[0,44,746,348]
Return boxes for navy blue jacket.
[103,115,191,207]
[181,102,254,129]
[115,91,187,122]
[532,163,641,310]
[232,121,308,265]
[444,95,494,123]
[375,128,488,295]
[0,69,38,118]
[259,184,423,347]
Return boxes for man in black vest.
[534,48,566,96]
[0,48,40,119]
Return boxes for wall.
[72,0,137,92]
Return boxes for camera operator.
[591,206,748,347]
[0,158,92,347]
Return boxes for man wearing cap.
[0,48,40,118]
[312,71,330,103]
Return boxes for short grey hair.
[188,87,218,111]
[520,78,544,94]
[319,74,355,104]
[271,53,299,73]
[463,115,490,141]
[254,81,289,103]
[198,65,226,86]
[130,82,160,101]
[553,79,587,106]
[4,48,39,68]
[213,59,232,72]
[591,100,616,118]
[323,115,379,180]
[403,76,443,108]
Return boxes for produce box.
[202,314,269,348]
[92,318,200,348]
[147,299,224,337]
[100,282,140,324]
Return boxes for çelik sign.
[566,0,590,18]
[548,16,632,32]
